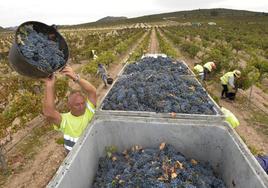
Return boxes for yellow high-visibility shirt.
[194,64,204,73]
[54,99,95,151]
[203,62,214,72]
[221,107,240,128]
[220,71,234,85]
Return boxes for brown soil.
[148,28,159,53]
[241,86,268,114]
[3,131,65,188]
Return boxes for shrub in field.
[128,31,150,62]
[231,41,244,52]
[202,44,235,73]
[0,114,8,137]
[0,76,68,135]
[251,59,268,81]
[2,91,42,127]
[201,39,210,48]
[156,31,178,58]
[0,76,39,107]
[115,42,128,55]
[81,30,145,74]
[82,60,98,74]
[264,49,268,59]
[237,65,260,90]
[82,50,115,75]
[128,51,142,62]
[202,49,223,72]
[225,35,234,43]
[96,51,115,66]
[180,42,200,58]
[161,29,182,45]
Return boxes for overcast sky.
[1,0,268,27]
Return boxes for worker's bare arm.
[42,74,62,125]
[61,65,97,107]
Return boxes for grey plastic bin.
[47,116,268,188]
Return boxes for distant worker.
[193,62,216,81]
[193,63,204,80]
[97,63,108,87]
[220,70,241,100]
[92,50,98,60]
[42,65,97,152]
[221,107,239,128]
[203,61,216,80]
[255,155,268,174]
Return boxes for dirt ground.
[3,130,65,188]
[0,32,149,188]
[148,28,159,53]
[241,85,268,114]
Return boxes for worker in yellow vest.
[193,63,204,80]
[220,70,241,99]
[221,107,240,128]
[194,62,216,80]
[203,61,216,80]
[42,65,97,153]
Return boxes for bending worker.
[194,63,204,80]
[194,62,216,80]
[203,61,216,80]
[220,70,241,99]
[42,65,97,152]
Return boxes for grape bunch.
[92,143,226,188]
[124,56,190,76]
[102,57,216,115]
[18,25,65,73]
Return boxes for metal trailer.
[47,115,268,188]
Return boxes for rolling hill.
[61,8,268,29]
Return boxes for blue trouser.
[101,73,107,85]
[256,155,268,174]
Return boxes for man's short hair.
[68,90,85,104]
[69,89,82,96]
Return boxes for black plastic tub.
[8,21,69,78]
